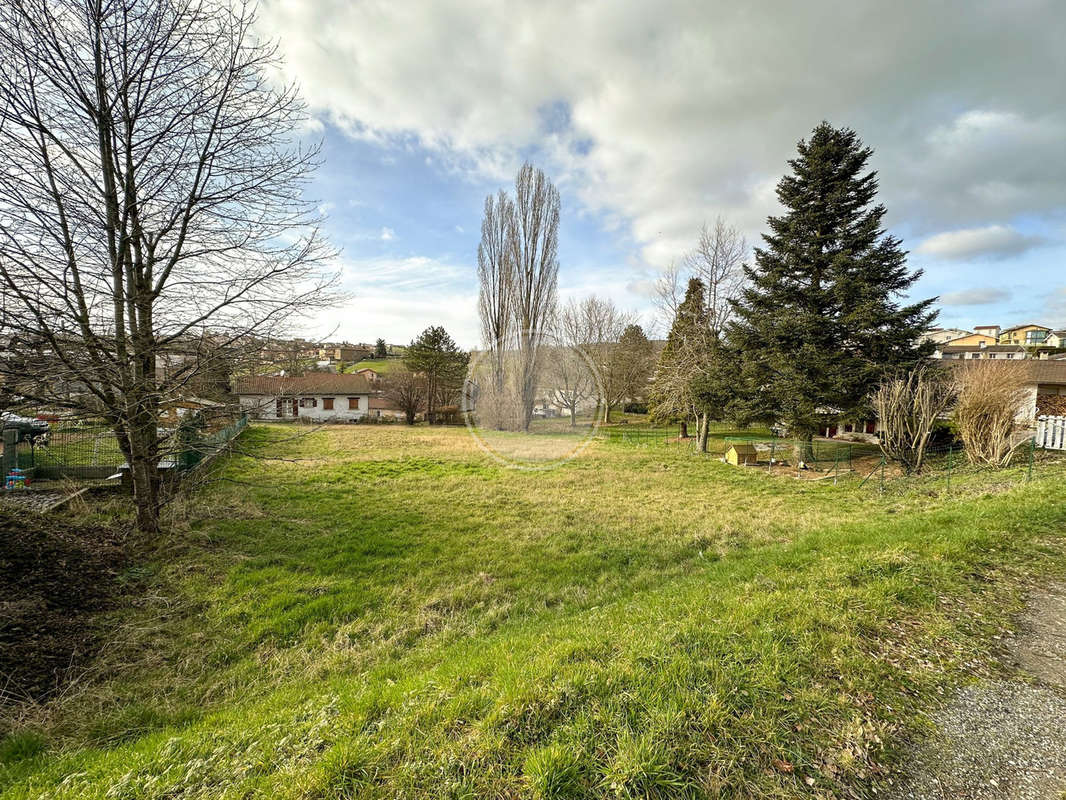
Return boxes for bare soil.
[0,509,131,706]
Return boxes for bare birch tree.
[508,163,560,431]
[0,0,335,533]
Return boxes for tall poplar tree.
[730,122,936,440]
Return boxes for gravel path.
[889,584,1066,800]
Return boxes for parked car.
[0,411,50,445]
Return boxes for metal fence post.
[879,456,886,496]
[1028,437,1035,483]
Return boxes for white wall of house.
[238,394,370,421]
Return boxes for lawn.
[2,423,1065,799]
[344,358,404,374]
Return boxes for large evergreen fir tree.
[730,122,936,439]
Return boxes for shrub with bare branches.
[872,366,956,473]
[953,362,1030,467]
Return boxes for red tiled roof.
[233,373,374,395]
[947,359,1066,384]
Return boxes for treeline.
[649,122,936,449]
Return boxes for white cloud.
[917,225,1047,260]
[258,0,1066,273]
[939,287,1012,306]
[310,256,479,347]
[380,227,396,241]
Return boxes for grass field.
[344,358,404,375]
[3,423,1066,798]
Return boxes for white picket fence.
[1036,415,1066,450]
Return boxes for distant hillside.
[343,358,403,375]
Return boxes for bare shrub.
[872,366,956,473]
[954,362,1030,467]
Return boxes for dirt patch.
[889,584,1066,800]
[0,509,130,706]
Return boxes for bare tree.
[548,298,602,426]
[686,217,747,337]
[562,296,634,423]
[954,362,1030,467]
[381,367,425,425]
[508,163,560,431]
[651,219,747,449]
[872,366,956,473]
[476,189,514,428]
[0,0,335,533]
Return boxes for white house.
[233,374,375,421]
[919,327,973,346]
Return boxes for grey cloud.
[917,225,1049,260]
[939,288,1012,306]
[258,0,1066,269]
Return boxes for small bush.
[954,361,1029,467]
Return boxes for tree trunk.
[679,420,688,438]
[131,456,162,534]
[602,402,611,423]
[698,413,710,453]
[569,406,577,427]
[121,420,162,535]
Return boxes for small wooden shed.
[725,443,758,466]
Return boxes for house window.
[323,397,334,410]
[347,397,360,409]
[300,397,317,408]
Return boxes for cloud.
[939,287,1012,306]
[259,0,1066,270]
[917,225,1048,260]
[308,256,479,347]
[380,227,396,241]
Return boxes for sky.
[256,0,1066,349]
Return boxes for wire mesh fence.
[600,420,1061,498]
[2,410,248,485]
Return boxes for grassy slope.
[2,425,1065,799]
[343,358,402,374]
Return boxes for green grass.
[344,358,403,374]
[3,424,1065,798]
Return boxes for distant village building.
[233,374,376,421]
[926,321,1066,362]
